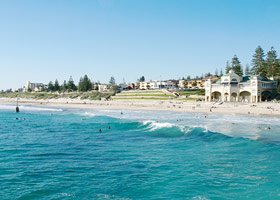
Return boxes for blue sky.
[0,0,280,90]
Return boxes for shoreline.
[1,97,280,118]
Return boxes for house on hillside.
[179,76,219,89]
[126,84,135,90]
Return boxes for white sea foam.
[142,120,175,131]
[0,104,62,112]
[192,196,210,200]
[81,112,96,117]
[142,120,194,134]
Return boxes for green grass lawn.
[112,97,172,100]
[121,90,163,93]
[176,89,205,96]
[115,94,174,97]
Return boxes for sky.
[0,0,280,90]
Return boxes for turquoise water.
[1,104,280,199]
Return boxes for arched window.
[231,78,238,82]
[224,78,229,82]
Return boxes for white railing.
[239,84,250,88]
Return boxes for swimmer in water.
[108,126,111,129]
[265,127,271,130]
[121,112,123,115]
[99,129,102,133]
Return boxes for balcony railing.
[239,84,250,88]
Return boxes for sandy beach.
[1,97,280,117]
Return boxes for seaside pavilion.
[205,70,278,103]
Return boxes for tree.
[225,61,231,73]
[265,47,280,78]
[231,55,243,76]
[48,81,54,92]
[54,79,60,91]
[251,46,266,76]
[110,84,120,91]
[183,80,188,88]
[186,75,191,80]
[67,76,77,91]
[245,64,250,76]
[109,76,116,86]
[79,75,92,92]
[192,81,197,87]
[62,80,67,91]
[78,77,84,91]
[139,76,145,82]
[219,68,223,76]
[215,68,218,76]
[83,75,92,91]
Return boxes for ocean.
[1,103,280,199]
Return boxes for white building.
[98,84,108,92]
[205,70,277,103]
[150,81,166,89]
[139,81,150,90]
[164,81,175,89]
[139,81,175,90]
[26,81,46,92]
